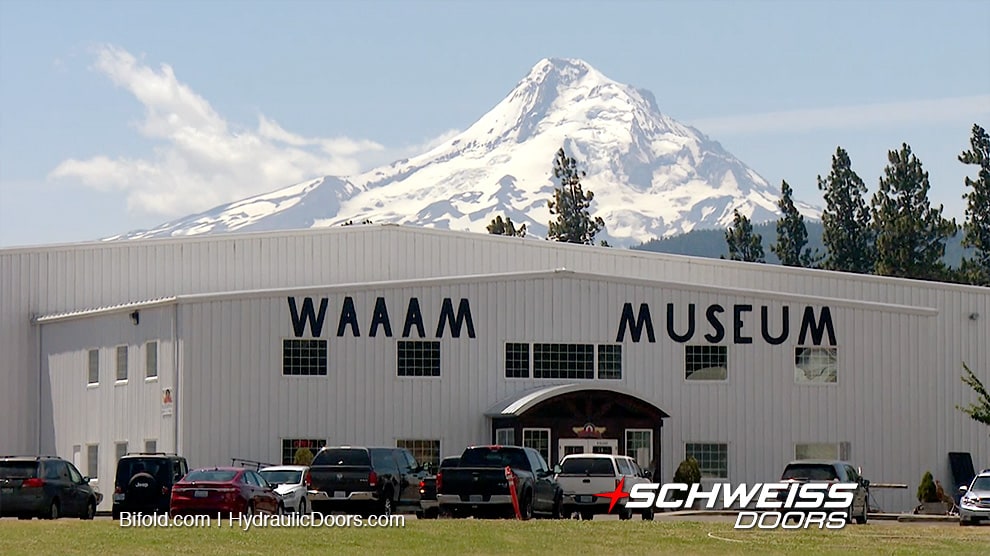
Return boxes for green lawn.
[0,518,988,555]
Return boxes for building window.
[144,439,157,453]
[795,442,851,461]
[686,443,728,479]
[281,438,327,465]
[495,428,515,446]
[115,345,128,381]
[146,341,158,379]
[533,343,594,379]
[685,345,727,381]
[625,429,653,471]
[87,349,99,385]
[505,343,530,378]
[397,341,441,377]
[522,428,551,465]
[598,344,622,379]
[87,444,99,479]
[282,339,328,376]
[115,441,128,461]
[795,347,838,384]
[397,439,441,469]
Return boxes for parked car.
[308,446,428,516]
[0,455,101,520]
[958,468,990,526]
[112,452,189,519]
[260,465,312,514]
[170,467,279,517]
[437,445,562,519]
[779,460,870,524]
[419,456,459,518]
[554,453,654,520]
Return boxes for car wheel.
[642,507,655,521]
[520,492,534,520]
[618,507,633,520]
[580,511,594,521]
[245,502,254,518]
[551,494,563,519]
[81,499,96,520]
[298,497,308,515]
[855,503,867,525]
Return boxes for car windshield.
[971,477,990,491]
[312,449,371,466]
[560,458,615,476]
[260,470,302,485]
[459,447,529,469]
[782,464,839,481]
[0,462,38,479]
[184,470,238,482]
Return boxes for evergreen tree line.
[725,124,990,287]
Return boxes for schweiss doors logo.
[596,479,857,529]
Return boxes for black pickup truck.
[436,445,562,519]
[307,446,427,516]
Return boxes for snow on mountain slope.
[110,58,820,246]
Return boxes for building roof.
[484,383,671,418]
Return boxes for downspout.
[173,303,180,455]
[36,318,43,454]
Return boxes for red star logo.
[594,477,629,513]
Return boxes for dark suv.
[0,455,101,519]
[112,453,189,518]
[308,446,429,516]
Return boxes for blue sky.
[1,0,988,248]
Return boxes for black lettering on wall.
[436,298,476,338]
[798,306,836,346]
[287,297,328,338]
[616,303,655,342]
[733,304,753,344]
[370,296,392,337]
[704,304,725,343]
[337,296,360,337]
[760,305,789,345]
[403,297,426,338]
[666,303,696,343]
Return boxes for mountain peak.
[110,58,821,246]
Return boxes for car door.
[370,450,400,503]
[250,471,278,514]
[395,450,423,506]
[526,449,554,511]
[63,461,88,516]
[844,465,867,515]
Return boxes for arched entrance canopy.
[484,383,670,419]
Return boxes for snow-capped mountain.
[108,58,820,247]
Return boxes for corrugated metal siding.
[41,305,176,510]
[1,225,987,512]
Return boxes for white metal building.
[1,224,988,513]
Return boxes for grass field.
[1,517,988,555]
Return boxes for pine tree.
[725,209,765,263]
[771,180,821,267]
[871,143,957,280]
[486,215,527,237]
[817,147,875,273]
[547,147,605,245]
[957,362,990,428]
[959,124,990,286]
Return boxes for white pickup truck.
[554,453,654,520]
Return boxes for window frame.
[396,439,441,470]
[396,340,441,378]
[521,428,551,467]
[794,442,851,461]
[532,343,595,380]
[597,344,622,380]
[685,442,729,480]
[504,342,530,378]
[145,341,159,380]
[115,441,128,462]
[281,438,328,465]
[794,346,839,385]
[86,443,100,481]
[495,428,515,446]
[281,338,328,376]
[625,428,654,471]
[684,344,728,382]
[114,345,128,383]
[87,349,99,386]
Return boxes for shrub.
[917,470,939,503]
[293,447,315,466]
[671,457,702,502]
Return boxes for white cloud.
[48,45,457,217]
[690,95,990,136]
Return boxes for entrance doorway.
[558,438,618,458]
